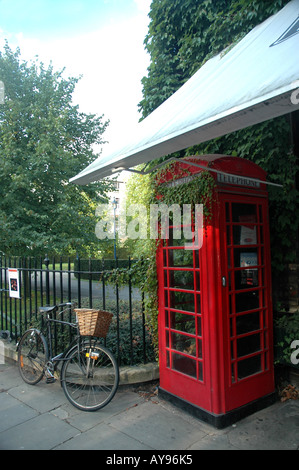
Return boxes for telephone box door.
[157,221,212,412]
[220,195,275,411]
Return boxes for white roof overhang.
[70,0,299,185]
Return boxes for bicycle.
[17,303,119,412]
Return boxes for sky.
[0,0,151,146]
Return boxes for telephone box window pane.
[259,225,264,244]
[225,202,230,222]
[231,203,257,222]
[171,332,196,357]
[231,341,235,360]
[227,249,232,270]
[234,248,258,269]
[260,247,264,265]
[197,339,203,358]
[198,362,203,381]
[195,271,200,291]
[236,312,260,335]
[165,310,169,327]
[259,205,263,223]
[263,308,267,326]
[170,311,195,334]
[169,291,195,312]
[172,352,196,378]
[168,228,195,247]
[233,225,257,246]
[196,294,201,313]
[229,294,233,314]
[235,291,259,313]
[227,225,231,245]
[237,334,261,358]
[235,268,259,289]
[168,270,195,289]
[237,355,262,379]
[197,316,202,337]
[264,331,268,349]
[164,291,168,308]
[168,249,193,267]
[264,351,269,370]
[166,330,169,347]
[231,363,236,383]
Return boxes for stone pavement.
[0,361,299,451]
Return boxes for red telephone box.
[156,154,276,428]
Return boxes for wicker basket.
[75,309,113,338]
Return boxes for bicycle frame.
[45,317,78,366]
[42,308,101,381]
[39,306,79,371]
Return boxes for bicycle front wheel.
[18,329,48,385]
[61,342,119,411]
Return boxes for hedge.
[73,258,137,281]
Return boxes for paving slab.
[62,390,144,433]
[54,422,152,450]
[189,432,239,450]
[0,363,20,390]
[8,380,67,413]
[227,401,299,450]
[0,392,38,433]
[0,412,79,450]
[105,399,207,450]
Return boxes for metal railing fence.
[0,255,155,366]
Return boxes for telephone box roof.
[70,0,299,185]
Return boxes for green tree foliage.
[0,43,112,257]
[122,169,154,258]
[137,0,298,275]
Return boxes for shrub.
[274,310,299,367]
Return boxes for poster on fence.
[8,268,21,298]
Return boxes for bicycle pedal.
[46,377,56,384]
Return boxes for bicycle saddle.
[39,306,57,314]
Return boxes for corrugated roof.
[70,0,299,185]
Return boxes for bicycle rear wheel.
[18,329,48,385]
[61,342,119,411]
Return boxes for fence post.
[77,255,81,307]
[141,257,146,363]
[102,258,106,310]
[115,257,120,364]
[128,256,133,365]
[88,258,92,309]
[44,254,50,306]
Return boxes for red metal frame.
[157,155,275,419]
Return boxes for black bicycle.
[17,303,119,411]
